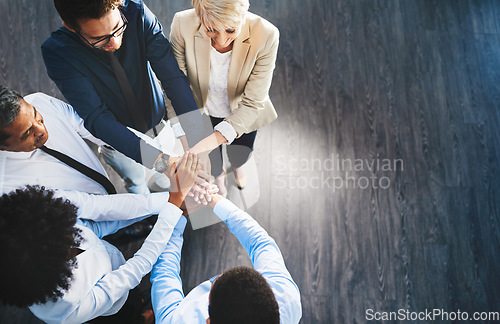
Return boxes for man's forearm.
[151,217,188,322]
[213,198,290,273]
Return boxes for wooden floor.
[1,0,500,323]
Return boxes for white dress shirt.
[0,93,175,221]
[0,92,111,195]
[29,202,183,324]
[0,93,183,323]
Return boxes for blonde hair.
[192,0,249,31]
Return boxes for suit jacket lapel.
[194,27,211,105]
[228,19,251,103]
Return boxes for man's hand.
[167,153,200,208]
[166,156,181,172]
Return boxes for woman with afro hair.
[0,185,83,308]
[0,151,202,323]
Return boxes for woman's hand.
[208,193,224,209]
[181,184,219,216]
[187,168,216,205]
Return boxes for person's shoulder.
[41,27,78,51]
[24,93,71,115]
[247,12,279,36]
[172,9,200,35]
[24,93,54,107]
[173,8,197,21]
[123,0,143,13]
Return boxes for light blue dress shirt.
[151,198,302,323]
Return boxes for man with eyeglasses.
[42,0,209,194]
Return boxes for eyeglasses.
[77,9,128,49]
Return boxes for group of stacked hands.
[0,0,302,323]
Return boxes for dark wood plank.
[467,0,498,35]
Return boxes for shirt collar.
[209,274,220,284]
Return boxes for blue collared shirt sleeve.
[150,216,188,323]
[78,216,148,238]
[214,198,303,323]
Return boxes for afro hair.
[0,185,82,307]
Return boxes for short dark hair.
[54,0,123,31]
[208,266,280,324]
[0,86,22,146]
[0,185,82,308]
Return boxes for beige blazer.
[168,9,279,137]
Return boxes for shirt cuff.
[214,121,237,144]
[213,198,240,222]
[174,215,188,232]
[149,192,171,213]
[158,202,183,226]
[172,122,186,138]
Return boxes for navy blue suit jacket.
[42,0,204,167]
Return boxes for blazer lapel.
[194,27,211,105]
[228,19,251,103]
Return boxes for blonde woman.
[169,0,279,196]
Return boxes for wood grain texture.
[1,0,500,323]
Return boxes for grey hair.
[0,86,23,146]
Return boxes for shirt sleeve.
[224,26,280,137]
[214,198,302,323]
[46,95,108,147]
[171,122,186,138]
[41,45,162,168]
[63,203,183,323]
[78,216,149,238]
[54,190,170,222]
[150,217,188,323]
[142,3,209,147]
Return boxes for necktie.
[40,146,117,194]
[108,52,149,133]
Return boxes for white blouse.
[205,47,238,144]
[171,47,238,144]
[205,46,232,118]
